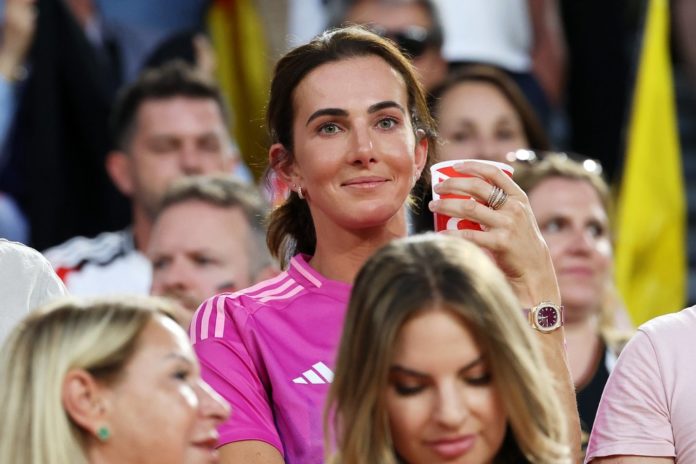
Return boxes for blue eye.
[318,123,341,135]
[377,117,397,130]
[543,218,564,233]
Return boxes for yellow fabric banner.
[207,0,271,180]
[615,0,686,325]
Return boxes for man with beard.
[44,61,239,295]
[147,175,276,328]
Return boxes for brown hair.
[430,64,550,153]
[265,26,438,267]
[110,60,231,152]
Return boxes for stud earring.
[97,426,110,442]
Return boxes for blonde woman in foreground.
[0,296,229,464]
[327,235,571,463]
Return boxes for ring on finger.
[487,186,508,210]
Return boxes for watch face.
[536,306,559,329]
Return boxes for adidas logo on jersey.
[292,362,334,384]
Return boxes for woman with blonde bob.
[0,296,229,464]
[513,153,631,451]
[327,235,571,463]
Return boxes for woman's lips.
[559,265,595,278]
[191,436,220,463]
[425,435,476,459]
[341,176,389,188]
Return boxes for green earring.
[97,426,110,442]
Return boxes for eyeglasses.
[506,149,604,176]
[371,25,435,58]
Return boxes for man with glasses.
[334,0,448,92]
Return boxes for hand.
[0,0,37,81]
[429,160,560,306]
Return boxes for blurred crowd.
[1,1,695,463]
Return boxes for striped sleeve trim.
[191,271,311,342]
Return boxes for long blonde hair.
[326,235,570,463]
[0,296,176,464]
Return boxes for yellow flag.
[207,0,271,180]
[615,0,685,325]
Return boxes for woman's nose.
[197,380,231,423]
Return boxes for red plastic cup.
[430,159,514,232]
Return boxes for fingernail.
[428,200,439,211]
[433,183,442,193]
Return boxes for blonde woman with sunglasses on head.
[514,153,631,454]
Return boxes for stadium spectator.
[148,175,276,328]
[44,62,238,296]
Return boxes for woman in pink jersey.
[191,26,579,464]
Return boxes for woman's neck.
[309,211,408,283]
[564,316,602,386]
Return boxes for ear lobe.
[62,369,110,439]
[269,143,300,186]
[105,151,135,197]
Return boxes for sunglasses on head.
[506,149,604,176]
[371,25,435,58]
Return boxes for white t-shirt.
[0,239,68,344]
[43,228,151,297]
[437,0,532,71]
[586,306,696,462]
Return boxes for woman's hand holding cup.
[429,159,560,307]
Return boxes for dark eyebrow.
[305,101,405,126]
[306,108,348,126]
[368,100,405,114]
[390,356,485,377]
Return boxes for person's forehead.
[346,1,432,30]
[293,56,408,113]
[530,177,606,215]
[132,316,193,362]
[441,82,511,110]
[134,96,225,130]
[152,201,252,250]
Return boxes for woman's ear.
[269,143,300,186]
[414,132,428,173]
[61,369,110,439]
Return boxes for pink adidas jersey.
[190,254,351,464]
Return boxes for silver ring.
[487,186,508,210]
